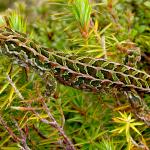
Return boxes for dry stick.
[95,31,107,59]
[101,34,107,59]
[0,114,20,142]
[32,110,68,149]
[6,69,75,149]
[13,119,31,150]
[41,99,75,150]
[0,114,30,150]
[6,74,24,100]
[32,98,75,150]
[130,137,149,150]
[90,18,107,59]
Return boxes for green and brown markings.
[0,27,150,124]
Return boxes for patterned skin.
[0,27,150,125]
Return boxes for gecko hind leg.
[125,91,150,126]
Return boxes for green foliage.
[71,0,91,37]
[99,139,116,150]
[7,11,27,33]
[112,112,144,150]
[0,16,5,26]
[0,0,150,149]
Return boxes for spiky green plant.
[0,0,150,149]
[6,11,27,33]
[71,0,92,38]
[112,112,146,150]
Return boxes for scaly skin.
[0,27,150,125]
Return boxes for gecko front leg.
[41,71,57,97]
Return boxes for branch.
[32,97,75,150]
